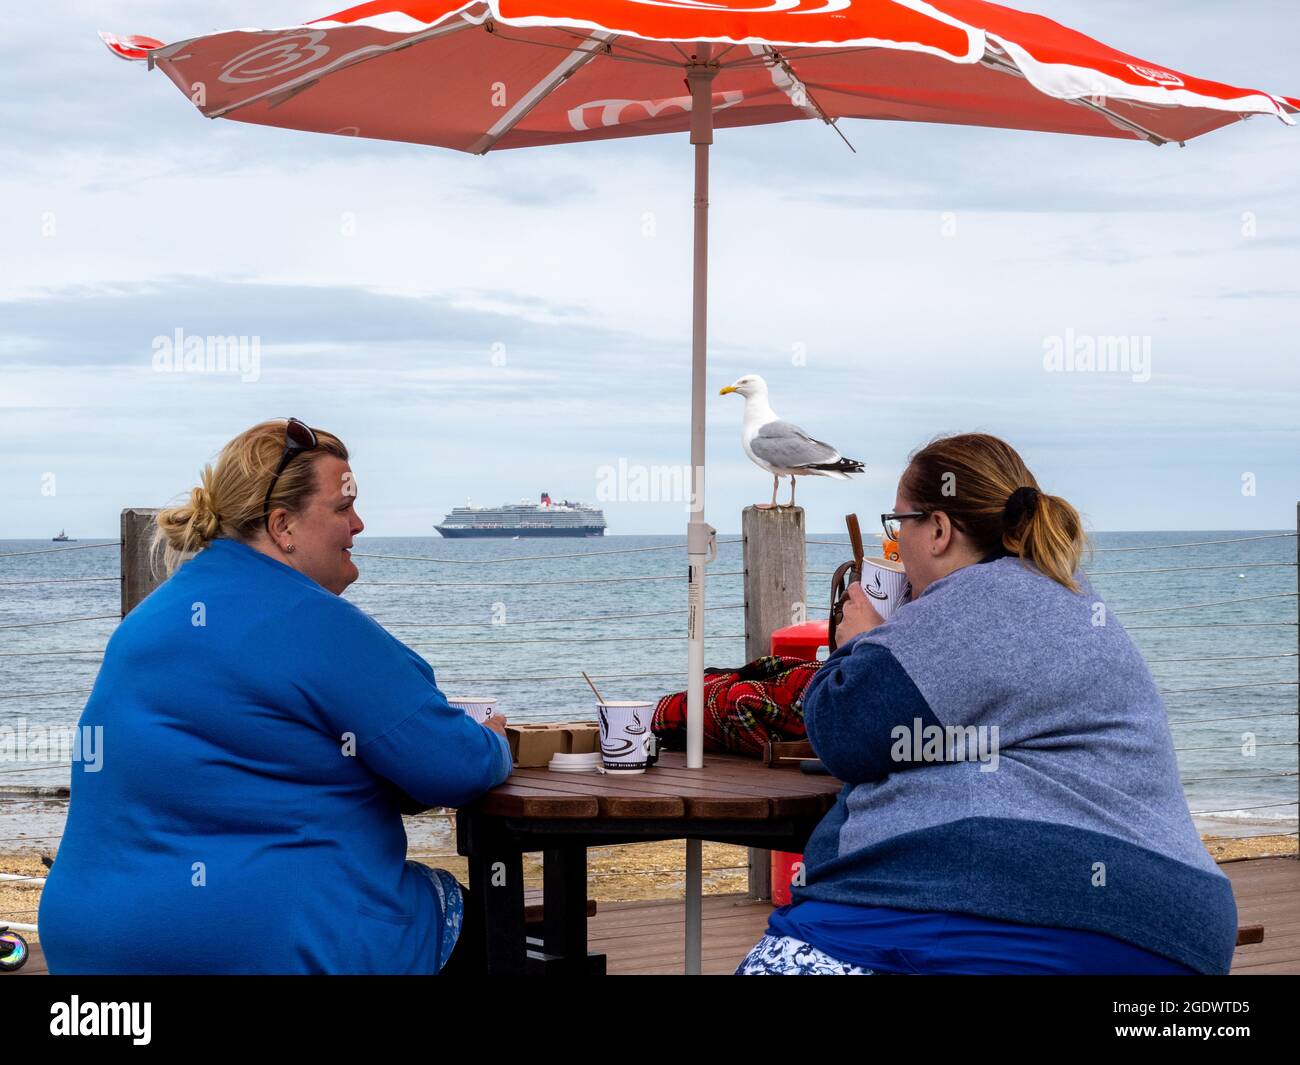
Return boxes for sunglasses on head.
[262,417,318,533]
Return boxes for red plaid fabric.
[652,655,820,758]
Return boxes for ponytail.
[1000,486,1088,594]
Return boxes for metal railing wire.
[2,520,1298,918]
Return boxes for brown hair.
[153,419,348,575]
[900,433,1090,593]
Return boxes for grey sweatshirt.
[795,554,1238,974]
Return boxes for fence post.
[1295,502,1298,844]
[121,508,162,617]
[742,504,807,901]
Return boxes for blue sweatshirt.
[38,536,512,974]
[792,555,1237,975]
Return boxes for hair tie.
[1003,485,1040,528]
[191,486,221,539]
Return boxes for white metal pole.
[683,42,717,977]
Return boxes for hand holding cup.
[835,581,885,646]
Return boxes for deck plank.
[586,857,1300,975]
[9,857,1297,976]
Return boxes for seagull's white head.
[719,374,768,400]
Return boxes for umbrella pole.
[684,43,717,977]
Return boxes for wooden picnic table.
[454,749,844,975]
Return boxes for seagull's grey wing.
[749,420,841,469]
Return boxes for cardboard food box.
[562,722,600,755]
[506,721,602,766]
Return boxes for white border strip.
[311,0,985,60]
[749,42,821,120]
[992,35,1296,125]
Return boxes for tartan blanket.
[652,655,821,757]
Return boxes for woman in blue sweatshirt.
[38,419,513,974]
[738,432,1237,975]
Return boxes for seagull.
[719,374,864,509]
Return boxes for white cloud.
[1,0,1298,535]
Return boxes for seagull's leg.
[788,476,797,508]
[756,474,779,510]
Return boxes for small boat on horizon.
[52,530,77,542]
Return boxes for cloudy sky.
[2,0,1298,537]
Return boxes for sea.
[1,531,1296,843]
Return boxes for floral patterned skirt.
[735,933,898,975]
[407,862,465,973]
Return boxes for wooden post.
[742,505,807,900]
[120,508,162,617]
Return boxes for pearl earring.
[285,543,295,554]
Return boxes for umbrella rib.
[486,24,681,68]
[979,51,1169,145]
[205,20,473,121]
[1070,95,1173,146]
[470,31,615,154]
[719,47,864,70]
[756,46,856,152]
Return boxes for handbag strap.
[827,558,860,654]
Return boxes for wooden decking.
[592,855,1299,974]
[9,856,1298,976]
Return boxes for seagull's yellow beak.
[719,385,737,396]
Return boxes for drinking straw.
[581,671,607,703]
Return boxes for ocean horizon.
[2,529,1296,843]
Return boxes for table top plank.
[484,772,685,817]
[476,784,601,818]
[645,758,837,792]
[468,751,842,821]
[508,769,767,818]
[635,764,841,815]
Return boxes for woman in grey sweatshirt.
[737,432,1237,975]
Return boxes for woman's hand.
[835,581,885,646]
[484,714,508,738]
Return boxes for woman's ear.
[931,511,953,555]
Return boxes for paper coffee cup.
[448,697,497,725]
[596,701,657,773]
[860,557,912,621]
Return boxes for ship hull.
[435,526,605,538]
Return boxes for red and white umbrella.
[103,0,1296,973]
[102,1,1297,147]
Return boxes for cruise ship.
[435,493,607,538]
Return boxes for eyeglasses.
[881,510,926,541]
[262,417,318,533]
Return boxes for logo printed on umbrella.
[621,0,851,11]
[219,31,330,84]
[569,90,744,130]
[1125,63,1184,87]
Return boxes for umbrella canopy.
[102,0,1295,975]
[102,0,1298,149]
